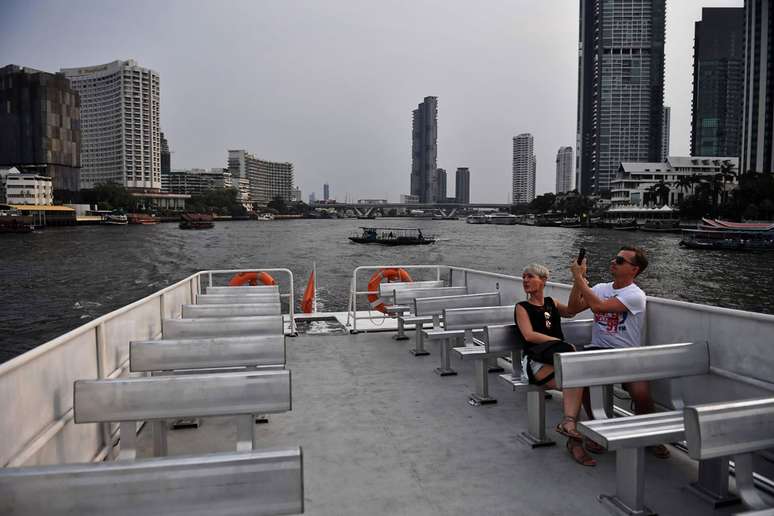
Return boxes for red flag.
[301,269,315,313]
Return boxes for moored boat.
[179,213,215,229]
[128,213,160,225]
[486,213,518,225]
[466,214,488,224]
[103,211,128,225]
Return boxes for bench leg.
[734,453,767,510]
[409,322,429,356]
[469,359,497,405]
[152,420,168,457]
[434,337,457,376]
[686,457,740,508]
[118,421,137,461]
[590,384,614,420]
[519,388,555,448]
[237,414,257,452]
[394,316,409,341]
[487,356,504,374]
[599,447,656,516]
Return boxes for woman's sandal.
[585,439,606,454]
[567,438,597,467]
[555,416,584,440]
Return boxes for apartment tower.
[455,167,470,204]
[555,146,574,194]
[576,0,666,195]
[411,96,438,203]
[691,8,744,159]
[513,134,536,204]
[62,60,160,191]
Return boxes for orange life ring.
[367,268,412,312]
[228,271,276,286]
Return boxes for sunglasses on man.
[613,255,637,266]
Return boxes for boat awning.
[10,205,75,212]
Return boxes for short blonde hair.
[522,263,550,280]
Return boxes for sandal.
[585,438,606,454]
[648,444,671,459]
[567,438,596,467]
[555,416,584,440]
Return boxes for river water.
[2,218,773,363]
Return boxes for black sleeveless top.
[514,297,564,343]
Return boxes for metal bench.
[685,397,774,514]
[555,341,717,516]
[405,292,501,358]
[130,334,286,373]
[196,293,281,305]
[74,370,291,459]
[182,302,281,318]
[496,319,593,447]
[373,280,444,314]
[424,305,513,379]
[0,447,303,516]
[162,315,284,338]
[384,286,467,346]
[206,285,280,295]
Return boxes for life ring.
[367,268,412,312]
[228,271,276,286]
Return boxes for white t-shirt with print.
[590,282,646,349]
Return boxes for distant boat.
[179,213,214,230]
[349,227,436,245]
[255,213,275,221]
[0,205,33,233]
[466,214,488,224]
[640,219,680,232]
[561,217,583,228]
[487,213,518,225]
[128,213,159,225]
[679,219,774,250]
[103,212,128,225]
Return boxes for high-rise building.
[411,96,438,203]
[309,192,316,204]
[162,168,232,195]
[436,168,447,201]
[661,106,671,161]
[741,1,773,173]
[0,65,81,193]
[692,8,744,159]
[576,0,666,195]
[228,149,294,205]
[455,167,470,204]
[160,132,171,174]
[62,60,160,191]
[323,183,330,201]
[555,146,574,194]
[513,134,536,204]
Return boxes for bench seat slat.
[196,293,280,305]
[414,292,501,317]
[163,315,284,339]
[74,370,291,423]
[578,411,684,450]
[206,285,279,295]
[182,303,281,318]
[0,448,303,516]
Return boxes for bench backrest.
[684,397,774,460]
[443,305,513,331]
[130,335,285,372]
[197,293,280,305]
[163,315,284,339]
[74,370,291,423]
[0,448,303,516]
[555,341,710,389]
[377,280,444,297]
[206,285,279,295]
[488,319,594,353]
[414,292,501,317]
[182,303,281,318]
[393,286,467,306]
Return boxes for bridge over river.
[309,202,512,217]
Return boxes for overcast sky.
[1,0,743,202]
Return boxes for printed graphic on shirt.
[594,310,627,334]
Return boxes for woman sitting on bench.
[515,263,599,467]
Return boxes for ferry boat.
[103,211,128,225]
[465,214,488,224]
[1,264,773,515]
[348,227,435,245]
[486,213,518,225]
[128,213,160,225]
[680,219,774,250]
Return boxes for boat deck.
[134,330,763,515]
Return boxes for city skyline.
[1,0,744,202]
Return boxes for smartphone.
[577,247,586,265]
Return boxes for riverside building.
[162,168,232,195]
[555,146,573,194]
[742,1,774,173]
[436,168,447,201]
[227,150,294,206]
[576,0,666,195]
[0,65,81,195]
[512,134,536,204]
[411,96,439,203]
[61,60,160,191]
[454,168,470,204]
[0,167,53,205]
[691,7,744,159]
